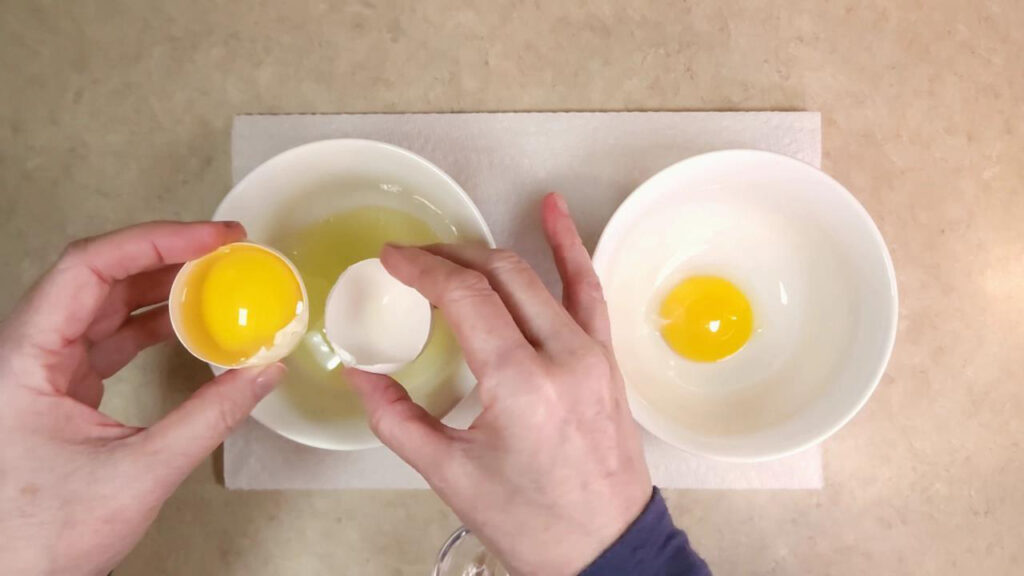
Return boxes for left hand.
[0,221,285,576]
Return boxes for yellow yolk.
[179,244,304,365]
[658,276,753,363]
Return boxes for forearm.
[581,488,711,576]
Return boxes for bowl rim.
[210,138,496,451]
[592,148,899,462]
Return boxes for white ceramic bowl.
[212,139,494,450]
[593,150,897,461]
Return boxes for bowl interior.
[593,150,897,461]
[213,139,493,450]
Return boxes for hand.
[348,194,652,576]
[0,222,286,576]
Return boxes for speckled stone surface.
[1,1,1021,574]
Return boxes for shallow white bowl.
[212,139,493,450]
[593,150,897,461]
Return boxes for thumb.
[137,362,285,487]
[346,368,456,476]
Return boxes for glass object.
[432,526,507,576]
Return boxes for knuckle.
[366,388,412,438]
[209,381,258,434]
[57,236,110,283]
[486,249,528,275]
[213,397,241,435]
[574,344,612,380]
[563,230,585,249]
[575,275,606,302]
[377,403,413,437]
[367,407,393,438]
[60,237,92,263]
[443,269,493,303]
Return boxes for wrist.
[570,482,654,572]
[505,480,654,576]
[580,487,712,576]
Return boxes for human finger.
[136,363,284,490]
[421,244,581,348]
[540,193,612,346]
[61,220,244,283]
[66,357,105,409]
[87,306,174,379]
[380,244,534,377]
[86,265,182,342]
[346,368,458,476]
[17,221,243,352]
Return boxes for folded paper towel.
[225,112,824,490]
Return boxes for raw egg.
[658,275,753,362]
[169,242,309,367]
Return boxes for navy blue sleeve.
[580,488,711,576]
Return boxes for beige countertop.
[2,1,1021,574]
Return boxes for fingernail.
[551,193,569,215]
[224,221,247,237]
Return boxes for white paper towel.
[226,112,824,490]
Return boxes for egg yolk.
[658,276,753,363]
[181,244,303,365]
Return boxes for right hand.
[347,193,652,576]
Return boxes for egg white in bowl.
[213,139,494,451]
[593,150,897,462]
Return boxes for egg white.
[604,200,854,436]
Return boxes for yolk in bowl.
[178,243,304,366]
[658,275,753,362]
